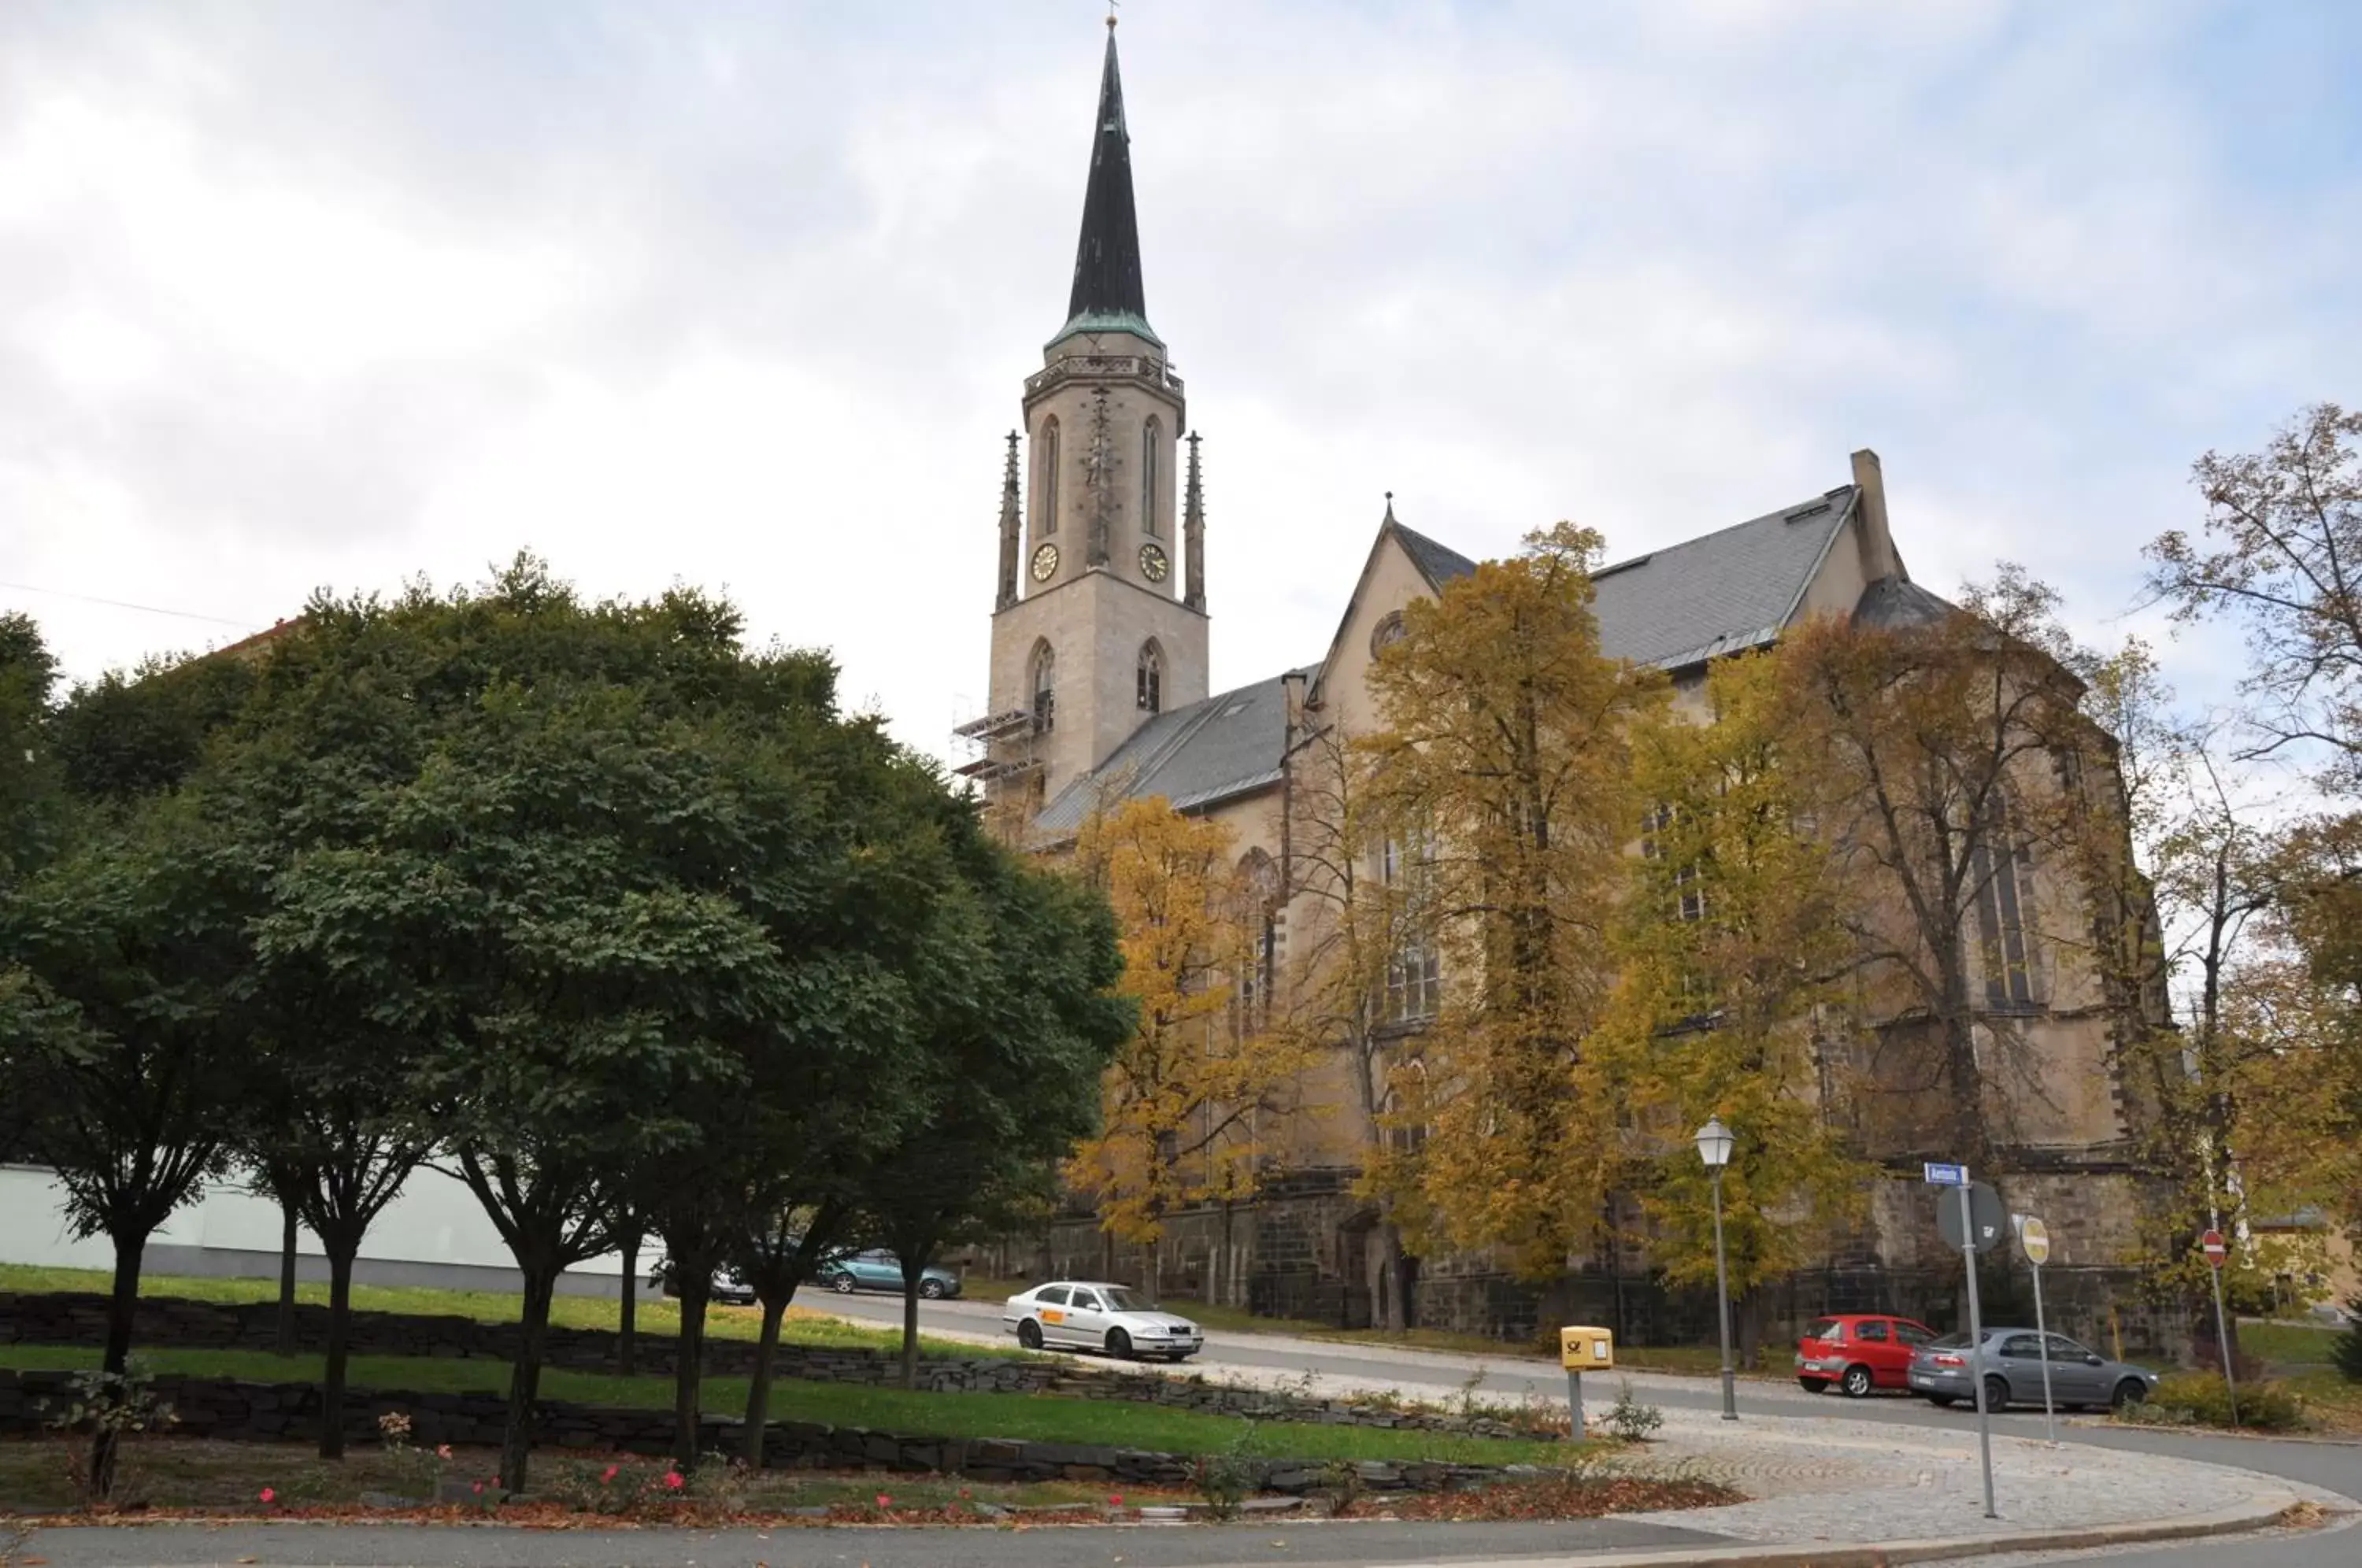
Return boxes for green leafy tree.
[0,612,61,881]
[1,790,257,1495]
[855,815,1130,1385]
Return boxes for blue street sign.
[1923,1161,1969,1186]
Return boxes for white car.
[1002,1280,1205,1361]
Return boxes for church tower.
[972,22,1209,813]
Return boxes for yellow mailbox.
[1560,1325,1614,1370]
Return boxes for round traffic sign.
[2201,1230,2228,1268]
[2019,1216,2050,1266]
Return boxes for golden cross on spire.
[1107,0,1119,29]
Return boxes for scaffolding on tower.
[951,704,1043,787]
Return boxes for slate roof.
[1853,572,1957,630]
[1035,667,1312,835]
[1035,483,1889,835]
[1589,487,1860,670]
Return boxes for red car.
[1795,1313,1937,1397]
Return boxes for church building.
[960,27,2162,1347]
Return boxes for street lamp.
[1694,1115,1738,1422]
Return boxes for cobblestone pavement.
[1619,1403,2346,1544]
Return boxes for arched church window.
[1371,610,1407,659]
[1036,418,1060,536]
[1141,417,1161,538]
[1234,848,1280,1038]
[1136,640,1163,715]
[1031,642,1057,734]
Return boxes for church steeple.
[1060,22,1155,344]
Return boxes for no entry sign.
[2201,1230,2228,1269]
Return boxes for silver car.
[1001,1280,1204,1361]
[1907,1326,2160,1412]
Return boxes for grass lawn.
[0,1344,1581,1466]
[0,1262,1020,1362]
[2284,1369,2362,1433]
[2240,1320,2342,1370]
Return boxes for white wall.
[0,1163,625,1282]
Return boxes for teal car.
[818,1248,963,1300]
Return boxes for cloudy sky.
[2,0,2356,764]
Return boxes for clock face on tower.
[1138,542,1169,582]
[1030,543,1060,582]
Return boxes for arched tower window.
[1235,848,1280,1039]
[1136,640,1164,715]
[1031,642,1057,734]
[1141,416,1161,538]
[1035,417,1060,536]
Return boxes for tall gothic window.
[1136,641,1163,714]
[1381,834,1442,1023]
[1141,417,1161,537]
[1036,417,1060,535]
[1031,642,1056,734]
[1235,849,1279,1039]
[1971,793,2038,1007]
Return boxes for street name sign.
[1923,1161,1968,1187]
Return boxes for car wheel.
[919,1278,946,1300]
[2112,1378,2149,1412]
[1841,1365,1875,1399]
[830,1272,857,1295]
[1017,1318,1044,1350]
[1107,1328,1134,1359]
[1923,1395,1956,1408]
[1799,1378,1827,1393]
[1982,1375,2010,1413]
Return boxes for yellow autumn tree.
[1594,649,1868,1315]
[1361,522,1667,1278]
[1064,795,1315,1295]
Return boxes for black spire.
[1061,23,1154,342]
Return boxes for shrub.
[2331,1300,2362,1385]
[1191,1426,1261,1520]
[2142,1373,2309,1432]
[1603,1381,1664,1444]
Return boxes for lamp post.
[1695,1116,1738,1422]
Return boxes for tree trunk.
[498,1265,557,1497]
[901,1270,922,1391]
[672,1276,710,1468]
[89,1226,147,1500]
[318,1242,357,1459]
[1375,1224,1406,1331]
[741,1292,789,1468]
[276,1200,300,1356]
[617,1224,642,1378]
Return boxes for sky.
[2,0,2356,767]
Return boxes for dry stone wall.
[0,1369,1527,1495]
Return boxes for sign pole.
[2030,1255,2055,1442]
[1960,1182,1997,1518]
[2203,1230,2239,1428]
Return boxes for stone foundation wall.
[0,1370,1521,1494]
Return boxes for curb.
[1356,1489,2314,1568]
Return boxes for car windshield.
[1804,1318,1843,1341]
[1927,1331,1974,1349]
[1098,1287,1147,1312]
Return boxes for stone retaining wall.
[0,1292,1559,1440]
[0,1370,1519,1495]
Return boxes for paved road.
[836,1289,2362,1506]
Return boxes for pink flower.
[664,1470,685,1492]
[472,1481,484,1496]
[435,1444,452,1460]
[602,1464,619,1483]
[258,1488,276,1504]
[874,1493,892,1509]
[1109,1493,1125,1507]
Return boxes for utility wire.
[0,578,264,631]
